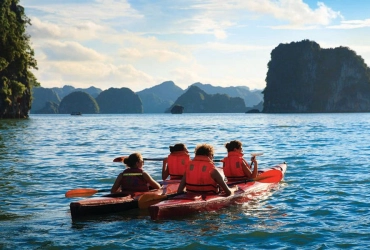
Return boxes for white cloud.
[328,19,370,29]
[244,0,341,28]
[28,17,108,41]
[39,41,106,61]
[35,61,156,91]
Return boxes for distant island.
[30,81,263,114]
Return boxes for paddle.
[114,152,263,163]
[138,192,184,209]
[65,188,111,198]
[113,156,165,162]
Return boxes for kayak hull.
[69,180,180,219]
[149,163,287,220]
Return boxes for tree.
[0,0,39,118]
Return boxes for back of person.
[185,155,218,193]
[120,168,149,192]
[222,140,258,182]
[223,151,247,181]
[111,152,161,194]
[167,151,190,180]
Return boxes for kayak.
[148,163,287,220]
[69,179,180,219]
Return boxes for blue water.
[1,113,370,249]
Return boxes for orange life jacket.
[120,168,149,192]
[167,151,190,180]
[185,155,219,193]
[223,151,248,181]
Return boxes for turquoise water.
[1,113,370,249]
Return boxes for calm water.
[1,113,370,249]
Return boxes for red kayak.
[148,163,287,220]
[69,179,180,219]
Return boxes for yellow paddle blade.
[138,194,167,209]
[113,156,126,162]
[251,152,263,157]
[65,188,99,198]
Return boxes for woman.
[177,143,235,196]
[111,152,161,193]
[162,143,190,180]
[222,140,258,182]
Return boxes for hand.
[250,156,257,162]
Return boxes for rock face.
[169,86,246,113]
[59,91,99,114]
[171,105,184,114]
[191,82,263,108]
[263,40,370,113]
[33,101,59,114]
[137,81,183,113]
[96,87,142,113]
[31,87,61,113]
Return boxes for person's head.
[169,143,188,153]
[123,153,144,168]
[225,140,243,152]
[194,143,214,159]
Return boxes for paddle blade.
[65,188,99,198]
[138,194,167,209]
[251,152,264,157]
[254,170,283,183]
[113,156,125,162]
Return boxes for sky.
[22,0,370,92]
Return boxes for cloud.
[39,41,106,61]
[328,19,370,29]
[244,0,342,28]
[28,17,105,40]
[35,61,156,91]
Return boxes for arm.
[143,172,161,189]
[177,174,186,193]
[211,169,234,196]
[162,157,169,180]
[241,157,258,179]
[111,173,123,193]
[250,156,258,178]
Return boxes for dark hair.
[123,153,142,168]
[225,140,242,152]
[169,143,187,153]
[195,143,214,157]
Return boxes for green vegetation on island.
[0,0,39,118]
[96,87,142,114]
[59,91,99,114]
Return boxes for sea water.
[1,113,370,249]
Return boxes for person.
[111,152,161,193]
[177,143,235,196]
[222,140,258,182]
[162,143,190,180]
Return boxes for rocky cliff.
[263,40,370,113]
